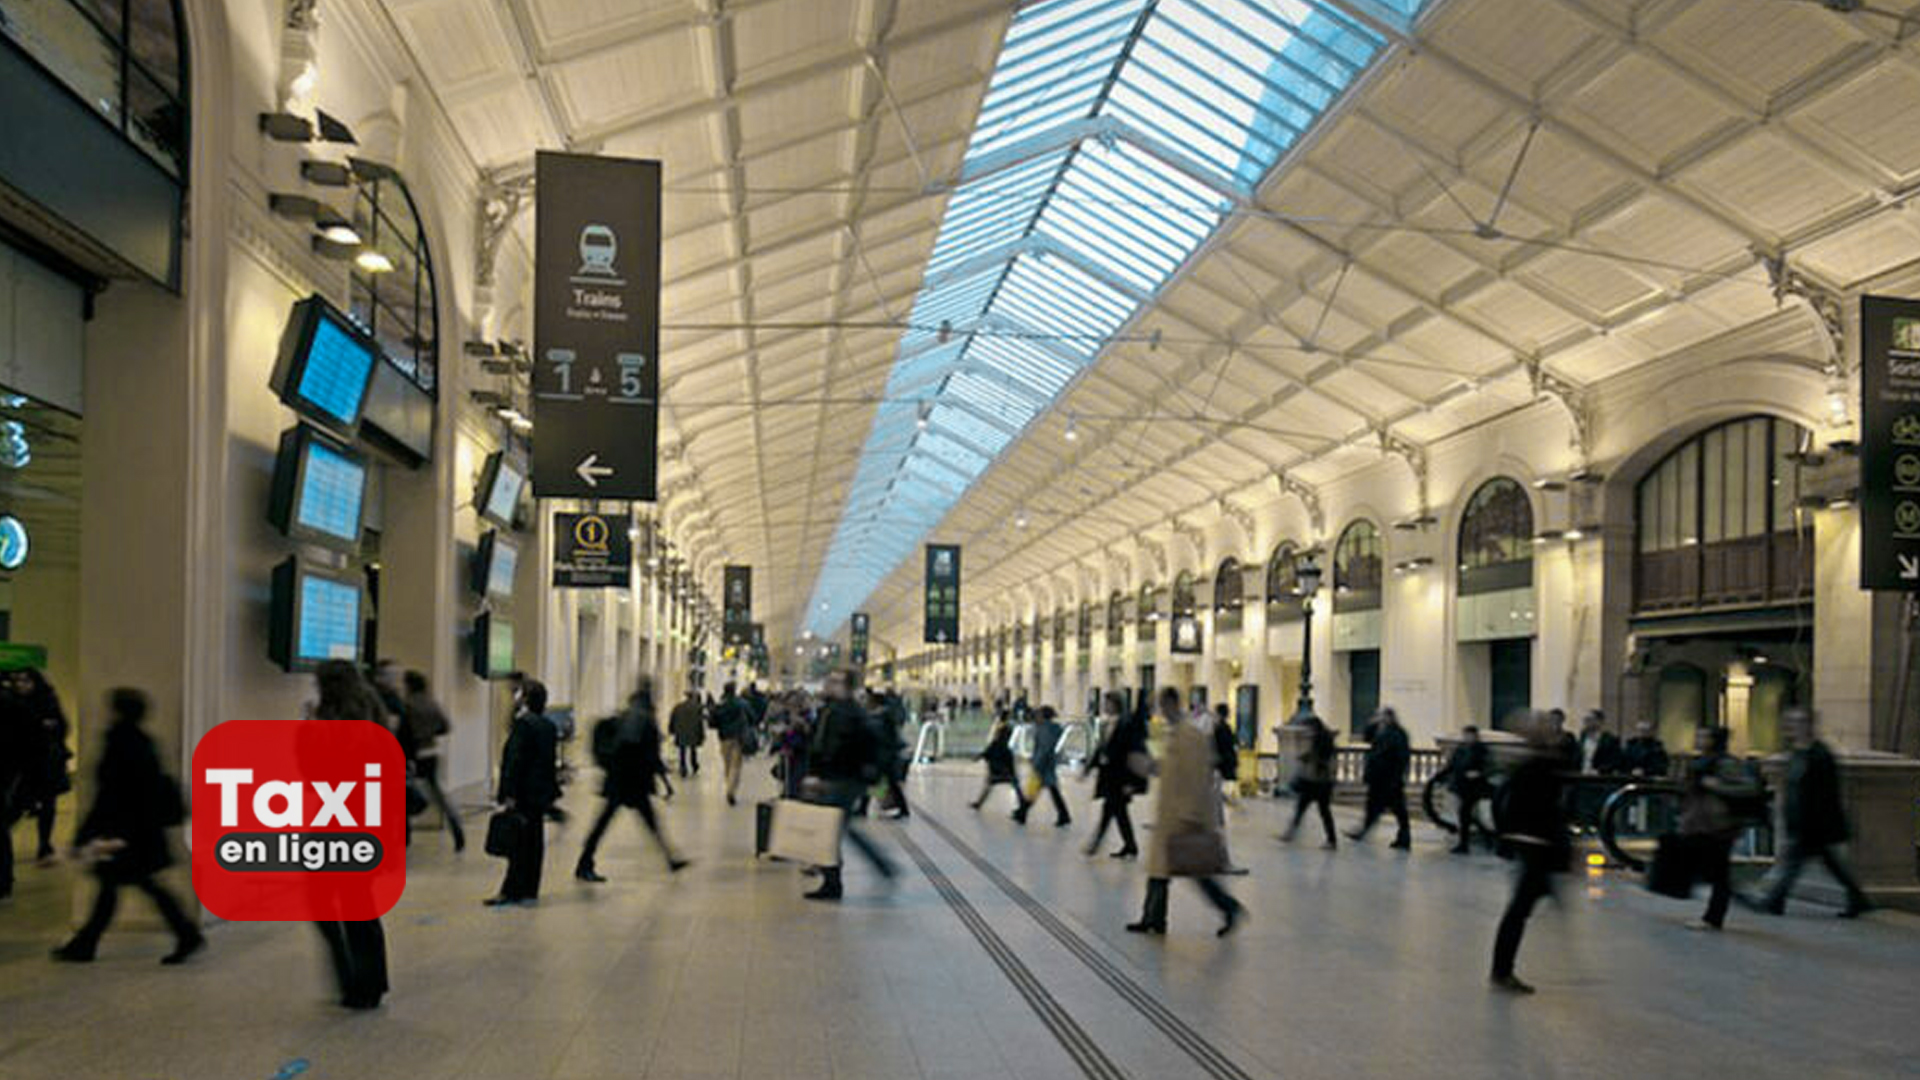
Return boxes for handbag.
[1646,832,1698,899]
[1163,829,1228,876]
[484,810,524,858]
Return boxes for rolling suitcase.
[755,799,776,858]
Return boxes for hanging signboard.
[1860,295,1920,590]
[723,565,753,646]
[924,544,960,644]
[531,152,661,501]
[850,611,870,667]
[551,511,631,588]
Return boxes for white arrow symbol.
[575,453,615,487]
[1901,553,1920,580]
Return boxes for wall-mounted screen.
[472,611,514,679]
[269,556,364,671]
[476,450,525,530]
[360,359,434,466]
[271,295,380,439]
[471,529,519,601]
[269,424,368,552]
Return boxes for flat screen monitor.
[359,359,434,466]
[471,529,519,600]
[269,556,364,671]
[268,424,368,552]
[475,450,525,530]
[472,612,514,679]
[271,295,381,439]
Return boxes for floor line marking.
[919,810,1263,1080]
[894,830,1132,1080]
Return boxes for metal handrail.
[1598,781,1683,871]
[912,720,947,764]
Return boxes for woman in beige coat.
[1127,687,1245,937]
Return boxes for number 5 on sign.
[617,352,648,399]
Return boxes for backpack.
[590,715,624,770]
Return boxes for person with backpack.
[51,688,202,965]
[575,677,689,883]
[801,668,897,901]
[710,682,750,805]
[400,671,464,853]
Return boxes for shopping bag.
[484,810,523,858]
[1646,833,1697,899]
[766,799,844,866]
[1023,774,1043,802]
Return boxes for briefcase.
[766,799,844,866]
[484,810,523,858]
[1646,833,1697,899]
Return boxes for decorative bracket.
[1136,535,1168,581]
[1217,498,1256,554]
[1169,518,1207,564]
[1274,472,1325,541]
[1376,426,1430,516]
[475,171,537,295]
[1526,358,1595,464]
[1765,253,1846,377]
[1104,547,1132,592]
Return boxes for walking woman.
[969,708,1029,815]
[1279,713,1338,848]
[1084,691,1147,858]
[310,660,391,1008]
[51,688,202,965]
[1128,688,1244,937]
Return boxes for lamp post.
[1291,555,1324,724]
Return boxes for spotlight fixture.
[259,112,316,141]
[300,159,354,187]
[319,224,361,245]
[268,193,351,229]
[1393,512,1438,531]
[1014,509,1029,529]
[1531,476,1567,492]
[1392,556,1433,573]
[313,109,358,145]
[1532,529,1566,544]
[1568,466,1604,484]
[311,235,359,261]
[916,401,931,429]
[1064,414,1078,441]
[355,250,395,274]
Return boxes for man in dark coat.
[1755,707,1872,917]
[710,682,750,805]
[1447,724,1493,854]
[876,690,911,819]
[490,680,559,906]
[576,678,688,882]
[1577,710,1623,774]
[669,688,706,777]
[1620,722,1671,778]
[1348,707,1412,849]
[1490,712,1571,994]
[802,668,897,901]
[53,689,203,964]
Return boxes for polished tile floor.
[2,763,1916,1080]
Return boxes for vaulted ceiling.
[380,0,1920,650]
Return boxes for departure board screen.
[297,573,361,662]
[296,440,367,543]
[294,310,378,426]
[483,455,525,525]
[487,536,518,598]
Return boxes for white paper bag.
[767,799,845,866]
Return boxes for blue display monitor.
[268,556,365,671]
[268,424,369,552]
[271,295,381,439]
[471,529,519,600]
[476,450,525,530]
[472,612,515,679]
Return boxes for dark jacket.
[1621,736,1670,778]
[1783,739,1849,847]
[1029,718,1064,786]
[402,691,451,762]
[602,701,666,806]
[1580,729,1623,774]
[1498,752,1570,869]
[669,698,706,748]
[1211,715,1240,781]
[1361,719,1410,789]
[498,710,560,811]
[1092,714,1149,799]
[75,720,177,882]
[1680,752,1761,839]
[1446,741,1492,797]
[710,697,750,741]
[980,719,1019,782]
[1552,732,1581,772]
[811,698,874,784]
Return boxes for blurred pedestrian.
[576,677,688,882]
[1084,691,1147,859]
[489,679,558,907]
[400,671,463,852]
[1280,712,1338,849]
[309,660,390,1008]
[1014,706,1070,827]
[1621,722,1670,778]
[1447,724,1492,855]
[1128,688,1244,937]
[1754,707,1872,918]
[1348,707,1412,849]
[711,682,750,805]
[669,687,706,777]
[1489,712,1571,994]
[970,710,1029,816]
[1677,726,1760,931]
[801,668,897,901]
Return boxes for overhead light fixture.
[313,108,358,145]
[1533,529,1566,544]
[1393,512,1437,531]
[312,234,359,261]
[319,224,361,245]
[1064,414,1078,441]
[1014,509,1029,529]
[269,192,350,228]
[300,159,354,187]
[1392,556,1433,573]
[355,250,394,274]
[916,401,931,429]
[259,112,315,141]
[1532,476,1567,492]
[1568,466,1604,484]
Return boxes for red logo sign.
[191,720,406,920]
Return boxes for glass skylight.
[804,0,1433,638]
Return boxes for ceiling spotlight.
[916,401,931,429]
[1531,476,1566,492]
[1014,509,1029,529]
[355,250,394,274]
[1064,415,1078,441]
[319,224,361,245]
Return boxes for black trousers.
[500,810,545,900]
[577,795,672,870]
[1138,875,1237,928]
[67,874,198,954]
[815,780,897,890]
[413,756,464,849]
[971,776,1028,812]
[677,745,699,776]
[880,762,911,815]
[1017,782,1070,823]
[1492,849,1558,977]
[1285,781,1336,842]
[1764,838,1870,911]
[1356,783,1410,844]
[1698,835,1734,927]
[1453,792,1483,851]
[1089,794,1137,852]
[35,800,56,857]
[0,812,14,895]
[315,919,388,1004]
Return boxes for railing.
[1598,782,1775,871]
[1333,746,1444,787]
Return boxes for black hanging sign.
[1860,296,1920,589]
[532,152,661,501]
[723,565,753,646]
[850,611,870,667]
[551,511,631,588]
[924,544,960,644]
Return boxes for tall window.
[1172,570,1196,615]
[1107,591,1125,645]
[350,175,439,393]
[1,0,189,174]
[1077,601,1092,649]
[1458,477,1533,596]
[1136,581,1156,627]
[1052,607,1067,652]
[1213,557,1243,632]
[1635,416,1811,612]
[1266,542,1305,622]
[1334,519,1382,613]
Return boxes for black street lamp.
[1291,554,1324,723]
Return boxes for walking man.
[1348,707,1412,849]
[1754,707,1872,917]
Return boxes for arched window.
[1458,477,1534,596]
[350,172,439,394]
[1077,601,1092,649]
[1333,519,1382,613]
[1052,607,1067,652]
[1266,542,1305,622]
[1136,581,1156,627]
[1634,415,1810,612]
[5,0,190,174]
[1172,570,1197,615]
[1106,591,1124,645]
[1213,557,1243,632]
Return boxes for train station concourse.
[3,0,1920,1076]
